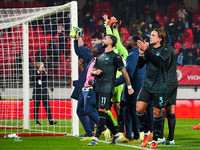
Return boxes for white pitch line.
[92,139,151,150]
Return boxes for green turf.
[1,119,200,149]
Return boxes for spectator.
[195,55,200,65]
[179,42,188,64]
[141,28,150,42]
[130,23,138,36]
[187,7,194,28]
[177,7,187,23]
[89,18,95,34]
[58,30,68,59]
[177,52,184,66]
[192,23,200,50]
[188,44,197,59]
[175,17,185,44]
[165,18,176,46]
[185,52,195,65]
[32,59,57,125]
[97,19,105,37]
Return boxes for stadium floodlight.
[0,1,79,137]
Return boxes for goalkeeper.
[103,15,128,135]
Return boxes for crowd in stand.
[80,0,200,66]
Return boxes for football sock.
[95,111,107,138]
[106,114,118,135]
[159,113,165,138]
[118,103,124,133]
[138,112,149,133]
[167,113,176,141]
[107,110,118,126]
[153,116,163,141]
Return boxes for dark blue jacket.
[70,40,94,100]
[115,47,146,101]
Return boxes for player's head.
[91,43,105,57]
[102,34,117,48]
[91,32,102,46]
[36,59,44,68]
[127,35,143,50]
[150,28,168,46]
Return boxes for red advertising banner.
[177,66,200,85]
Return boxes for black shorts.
[96,92,112,110]
[165,85,178,105]
[137,87,166,109]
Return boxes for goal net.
[0,1,79,137]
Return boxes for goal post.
[0,1,79,137]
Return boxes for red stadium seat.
[54,34,59,42]
[35,26,44,35]
[103,2,111,8]
[40,1,46,7]
[174,42,182,53]
[15,1,23,8]
[0,49,7,63]
[94,2,102,8]
[24,1,31,8]
[0,1,6,8]
[188,34,194,42]
[120,28,129,35]
[162,15,169,23]
[37,33,45,42]
[7,1,15,8]
[185,28,193,36]
[32,1,40,7]
[46,34,53,43]
[124,34,129,41]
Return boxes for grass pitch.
[1,119,200,150]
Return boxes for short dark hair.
[107,34,117,47]
[131,35,143,43]
[91,32,102,40]
[153,28,168,46]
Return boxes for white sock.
[144,131,150,136]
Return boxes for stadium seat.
[46,34,53,43]
[188,34,194,42]
[54,34,59,42]
[94,2,102,8]
[162,15,169,23]
[103,2,111,8]
[185,28,193,36]
[6,49,15,63]
[0,1,6,8]
[32,1,40,7]
[174,42,182,53]
[40,1,46,7]
[7,1,15,8]
[124,34,130,41]
[0,49,7,63]
[120,28,129,35]
[15,1,23,8]
[24,1,31,8]
[35,26,44,35]
[37,33,45,42]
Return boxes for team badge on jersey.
[105,57,109,60]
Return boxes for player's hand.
[139,48,145,56]
[103,14,108,21]
[39,66,46,72]
[128,88,134,95]
[78,37,84,47]
[95,69,102,75]
[68,80,72,86]
[88,79,94,85]
[137,40,149,51]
